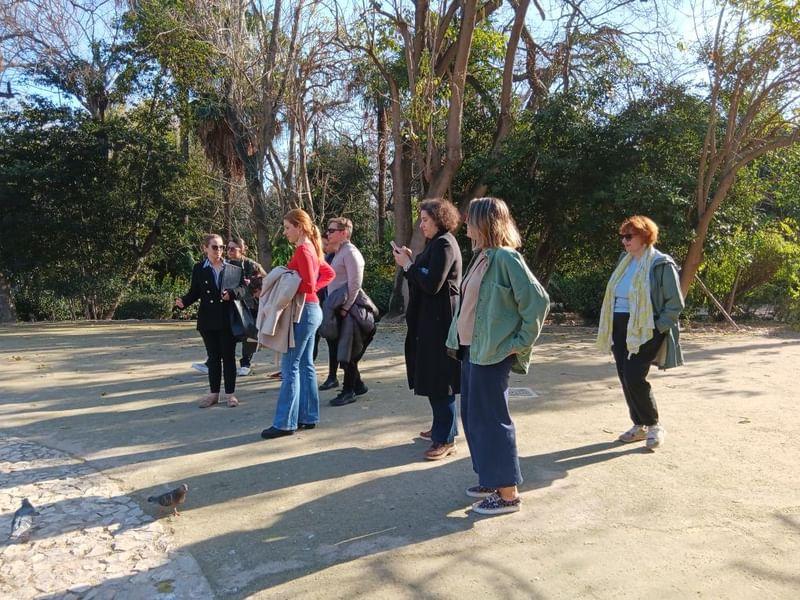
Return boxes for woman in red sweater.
[261,209,335,439]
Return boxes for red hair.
[284,209,323,259]
[619,215,659,246]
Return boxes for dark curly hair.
[419,198,460,233]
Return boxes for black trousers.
[611,313,665,426]
[240,340,257,367]
[313,334,339,382]
[341,359,363,393]
[200,327,237,394]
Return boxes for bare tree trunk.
[724,267,742,315]
[425,0,479,199]
[680,176,735,296]
[0,273,17,322]
[376,98,388,243]
[223,178,233,240]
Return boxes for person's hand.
[174,298,184,309]
[222,290,231,301]
[392,246,413,269]
[339,307,348,317]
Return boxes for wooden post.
[694,273,740,330]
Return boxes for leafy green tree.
[0,101,216,319]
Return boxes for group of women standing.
[177,198,684,517]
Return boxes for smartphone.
[390,240,399,252]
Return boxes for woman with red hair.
[261,209,335,439]
[596,215,685,450]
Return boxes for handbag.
[230,299,258,342]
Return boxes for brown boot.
[424,441,456,461]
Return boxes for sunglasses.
[209,244,224,250]
[326,228,343,234]
[619,233,636,241]
[227,245,241,251]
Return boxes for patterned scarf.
[596,245,656,357]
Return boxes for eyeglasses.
[209,244,224,250]
[227,245,241,251]
[619,233,636,241]
[326,228,343,234]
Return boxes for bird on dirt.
[9,498,40,542]
[147,483,189,516]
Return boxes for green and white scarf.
[596,245,656,357]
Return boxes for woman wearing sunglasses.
[175,233,247,408]
[596,216,685,450]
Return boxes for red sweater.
[288,242,336,303]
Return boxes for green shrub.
[14,288,82,321]
[114,293,175,319]
[549,271,608,320]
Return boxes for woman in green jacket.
[446,197,550,516]
[596,215,684,451]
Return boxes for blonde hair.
[202,233,223,248]
[466,197,522,249]
[284,209,323,259]
[328,217,353,237]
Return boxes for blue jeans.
[273,303,322,430]
[429,394,457,444]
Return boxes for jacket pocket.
[485,282,516,317]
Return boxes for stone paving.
[0,436,213,600]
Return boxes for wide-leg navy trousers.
[460,346,522,488]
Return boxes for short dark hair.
[419,199,460,233]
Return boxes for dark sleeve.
[248,258,266,277]
[404,237,456,296]
[180,264,202,308]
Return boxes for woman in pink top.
[261,209,335,439]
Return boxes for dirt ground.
[1,320,799,599]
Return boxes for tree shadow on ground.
[116,440,636,597]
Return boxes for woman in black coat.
[175,233,246,408]
[392,199,462,460]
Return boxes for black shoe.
[354,385,368,396]
[318,378,339,391]
[297,422,317,430]
[330,391,357,406]
[260,426,295,439]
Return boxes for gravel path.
[0,436,212,600]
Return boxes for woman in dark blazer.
[392,199,462,460]
[175,233,246,408]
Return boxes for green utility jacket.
[446,248,550,374]
[614,250,685,370]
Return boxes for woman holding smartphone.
[392,199,462,460]
[175,233,246,408]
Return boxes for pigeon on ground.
[147,483,189,516]
[9,498,40,542]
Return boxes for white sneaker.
[237,366,252,376]
[191,362,209,375]
[618,424,648,443]
[646,424,666,450]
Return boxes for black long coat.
[403,231,462,397]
